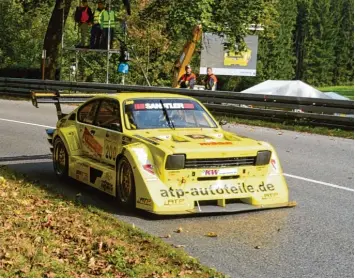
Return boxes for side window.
[95,100,121,130]
[78,100,100,124]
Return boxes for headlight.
[165,154,185,170]
[255,150,271,165]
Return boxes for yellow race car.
[224,49,252,66]
[32,92,295,215]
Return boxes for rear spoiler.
[31,90,112,120]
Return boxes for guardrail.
[0,77,353,129]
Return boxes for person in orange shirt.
[204,67,218,91]
[178,65,196,89]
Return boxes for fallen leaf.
[160,234,171,238]
[0,176,6,185]
[174,227,183,233]
[172,244,186,248]
[44,272,56,278]
[205,232,218,237]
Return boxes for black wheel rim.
[118,160,132,203]
[54,142,66,175]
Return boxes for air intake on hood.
[184,156,256,169]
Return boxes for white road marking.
[0,118,55,129]
[0,117,353,192]
[284,173,354,192]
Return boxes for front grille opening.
[221,175,239,180]
[195,200,218,206]
[195,198,243,207]
[226,198,243,204]
[185,156,256,169]
[197,177,218,181]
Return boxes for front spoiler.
[149,201,297,215]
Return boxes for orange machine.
[172,25,203,88]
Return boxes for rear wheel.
[53,137,68,178]
[116,157,136,208]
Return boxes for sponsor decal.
[271,159,277,170]
[143,164,155,175]
[137,197,152,206]
[202,168,238,176]
[101,180,113,193]
[158,135,172,140]
[164,199,185,206]
[160,182,275,198]
[202,169,218,176]
[83,127,103,156]
[105,141,117,161]
[134,103,195,110]
[76,170,88,183]
[200,142,233,146]
[186,134,213,139]
[262,192,279,200]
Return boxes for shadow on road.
[1,156,147,219]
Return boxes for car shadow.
[1,156,144,219]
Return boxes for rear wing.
[31,90,111,119]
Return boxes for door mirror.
[219,120,228,126]
[109,123,122,132]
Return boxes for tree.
[302,0,337,86]
[257,0,297,80]
[43,0,73,80]
[332,0,354,84]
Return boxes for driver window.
[95,100,121,130]
[78,100,100,124]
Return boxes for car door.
[94,99,124,166]
[77,99,105,161]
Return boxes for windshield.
[124,98,217,130]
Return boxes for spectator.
[74,0,93,48]
[204,67,218,90]
[90,0,105,49]
[100,4,116,49]
[178,65,196,89]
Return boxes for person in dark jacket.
[74,0,93,48]
[90,0,105,49]
[204,67,218,90]
[178,65,196,89]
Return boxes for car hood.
[132,129,267,157]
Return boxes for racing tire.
[116,157,136,208]
[53,137,69,179]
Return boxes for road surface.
[0,99,353,277]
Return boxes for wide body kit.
[38,92,295,215]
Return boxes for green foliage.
[302,0,337,86]
[0,0,52,68]
[0,0,353,87]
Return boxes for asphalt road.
[0,99,353,277]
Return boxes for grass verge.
[216,116,354,139]
[0,166,224,278]
[318,85,354,100]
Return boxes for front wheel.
[116,157,136,208]
[53,137,68,179]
